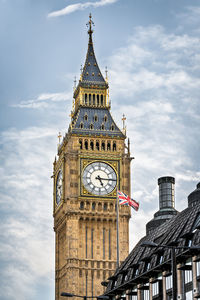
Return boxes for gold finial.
[58,132,62,144]
[122,114,126,133]
[105,66,108,82]
[86,13,94,40]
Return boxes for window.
[101,142,105,151]
[90,141,94,150]
[85,226,88,258]
[96,141,99,150]
[113,142,116,151]
[91,229,94,259]
[196,261,200,277]
[166,275,172,290]
[111,125,114,131]
[101,124,105,130]
[104,203,108,211]
[93,94,95,105]
[80,201,84,210]
[101,95,104,106]
[109,229,111,259]
[104,115,107,122]
[94,115,98,122]
[107,142,111,151]
[89,94,91,105]
[97,95,99,106]
[85,94,87,104]
[84,114,88,121]
[80,122,84,129]
[92,202,96,210]
[103,228,105,259]
[79,139,83,149]
[90,124,94,130]
[85,140,88,150]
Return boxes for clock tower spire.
[53,15,132,300]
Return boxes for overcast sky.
[0,0,200,299]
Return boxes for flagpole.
[116,189,120,269]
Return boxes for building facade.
[53,15,131,300]
[104,180,200,300]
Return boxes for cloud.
[11,91,71,109]
[48,0,119,18]
[0,126,57,299]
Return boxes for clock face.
[56,170,63,205]
[82,162,117,196]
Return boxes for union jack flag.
[118,190,139,211]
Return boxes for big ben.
[53,15,132,300]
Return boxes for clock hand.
[95,175,104,186]
[96,176,117,182]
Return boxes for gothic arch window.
[90,140,94,150]
[97,95,99,106]
[80,201,84,210]
[111,124,115,131]
[89,94,91,105]
[80,122,84,129]
[96,141,99,151]
[92,202,96,210]
[101,141,105,151]
[109,203,113,211]
[113,142,116,151]
[93,94,95,105]
[98,203,102,211]
[79,139,83,149]
[94,115,98,122]
[107,141,111,151]
[90,123,94,130]
[104,115,107,122]
[103,203,108,211]
[85,140,88,150]
[84,114,88,121]
[85,94,87,105]
[101,95,104,106]
[101,124,105,130]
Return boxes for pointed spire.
[80,14,107,87]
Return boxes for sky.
[0,0,200,299]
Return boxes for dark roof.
[105,191,200,295]
[70,107,125,138]
[81,36,107,86]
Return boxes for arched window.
[101,124,105,130]
[89,94,91,105]
[90,141,94,150]
[92,202,96,210]
[107,142,111,151]
[101,141,105,151]
[90,123,94,130]
[96,141,99,150]
[103,203,108,211]
[85,94,87,105]
[85,140,88,150]
[94,115,98,122]
[93,94,95,105]
[104,115,107,122]
[97,95,99,106]
[79,139,83,149]
[101,95,104,106]
[111,124,114,131]
[80,201,84,210]
[80,122,84,129]
[84,114,88,121]
[113,142,116,151]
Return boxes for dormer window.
[80,122,84,129]
[84,114,88,121]
[90,123,94,130]
[94,115,98,122]
[104,115,107,122]
[111,124,115,131]
[101,124,105,130]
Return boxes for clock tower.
[53,15,131,300]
